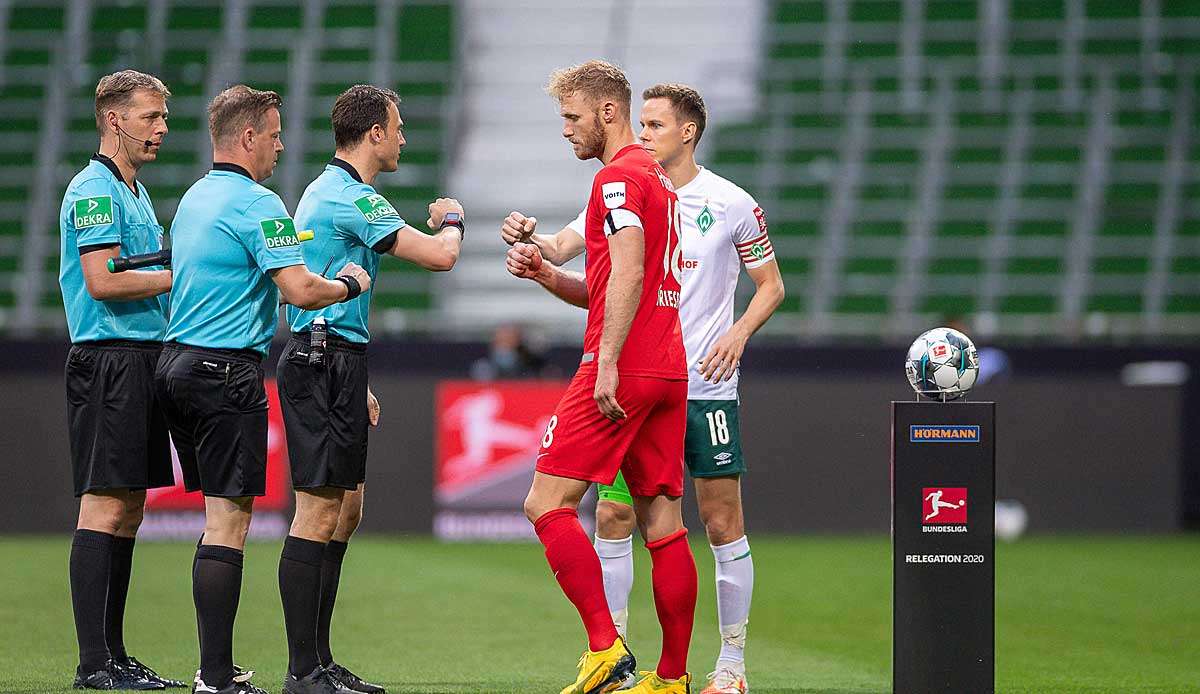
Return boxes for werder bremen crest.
[696,203,715,235]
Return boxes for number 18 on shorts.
[685,399,746,478]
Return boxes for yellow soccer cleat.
[559,636,637,694]
[624,671,693,693]
[699,667,748,694]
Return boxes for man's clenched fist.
[506,242,543,280]
[500,211,537,245]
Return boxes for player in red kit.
[513,60,697,694]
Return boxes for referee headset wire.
[105,115,171,263]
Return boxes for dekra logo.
[260,218,300,249]
[74,196,113,228]
[355,194,398,223]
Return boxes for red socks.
[534,508,619,652]
[533,506,696,677]
[646,528,697,680]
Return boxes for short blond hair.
[94,70,170,135]
[207,85,282,146]
[643,83,708,145]
[545,59,631,111]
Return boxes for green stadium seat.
[774,2,825,23]
[929,257,984,276]
[1093,256,1149,275]
[1097,221,1154,237]
[1008,257,1063,275]
[168,4,223,30]
[999,294,1058,314]
[1166,295,1200,313]
[773,221,821,237]
[776,296,805,313]
[775,257,810,276]
[921,295,977,315]
[1087,294,1143,313]
[324,3,374,29]
[855,221,906,237]
[844,257,898,276]
[834,294,891,314]
[9,4,65,31]
[1011,0,1066,20]
[1172,256,1200,274]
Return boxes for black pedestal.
[892,401,995,693]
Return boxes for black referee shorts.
[65,340,173,497]
[154,342,268,498]
[277,333,369,491]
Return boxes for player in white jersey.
[501,84,785,694]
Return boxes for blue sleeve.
[243,194,305,273]
[337,184,406,252]
[66,177,122,249]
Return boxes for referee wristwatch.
[439,212,465,238]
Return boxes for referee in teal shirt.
[58,69,181,691]
[154,85,370,694]
[276,85,464,694]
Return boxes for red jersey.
[580,144,687,381]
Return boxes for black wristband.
[335,275,362,301]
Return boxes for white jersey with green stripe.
[566,166,774,400]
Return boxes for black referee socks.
[279,535,327,677]
[70,529,114,672]
[316,540,349,666]
[105,536,136,661]
[193,544,244,689]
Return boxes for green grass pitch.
[1,535,1198,693]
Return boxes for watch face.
[444,212,461,224]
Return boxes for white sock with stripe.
[712,535,754,670]
[594,534,634,639]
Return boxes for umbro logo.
[714,451,733,465]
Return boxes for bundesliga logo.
[922,487,967,533]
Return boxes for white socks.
[712,535,754,668]
[594,534,634,639]
[595,531,754,670]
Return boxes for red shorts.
[536,370,687,497]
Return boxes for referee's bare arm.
[80,247,171,300]
[272,261,371,309]
[381,224,461,272]
[380,196,464,271]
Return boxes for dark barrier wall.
[0,369,1181,534]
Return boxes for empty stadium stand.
[2,0,454,335]
[708,0,1200,339]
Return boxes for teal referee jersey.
[58,154,168,343]
[164,163,304,355]
[286,158,404,342]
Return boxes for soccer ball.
[905,327,979,401]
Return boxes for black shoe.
[325,663,385,694]
[74,660,166,690]
[115,656,187,688]
[192,674,267,694]
[282,667,355,694]
[192,665,254,693]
